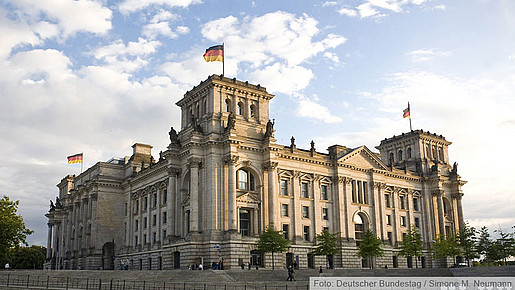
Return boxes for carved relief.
[224,155,239,165]
[262,161,278,171]
[187,157,202,168]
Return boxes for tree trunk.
[272,252,275,270]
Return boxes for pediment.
[180,195,190,206]
[236,191,261,204]
[338,146,388,170]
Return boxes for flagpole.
[81,154,84,174]
[408,102,412,131]
[222,42,225,77]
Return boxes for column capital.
[167,167,181,176]
[187,157,202,169]
[432,190,444,197]
[224,155,239,166]
[261,161,278,170]
[373,181,385,189]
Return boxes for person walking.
[287,265,293,281]
[319,265,323,277]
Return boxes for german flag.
[403,106,410,119]
[67,153,83,164]
[203,45,223,62]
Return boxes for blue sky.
[1,0,514,246]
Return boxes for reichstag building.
[44,75,466,270]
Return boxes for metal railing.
[0,273,308,290]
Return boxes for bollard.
[99,278,102,290]
[6,273,9,287]
[66,276,69,290]
[46,275,49,289]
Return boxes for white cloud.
[433,5,446,10]
[6,0,112,37]
[296,98,343,123]
[323,1,338,7]
[142,23,190,39]
[338,8,358,17]
[407,49,451,62]
[118,0,202,14]
[324,52,340,63]
[92,38,161,73]
[248,62,314,95]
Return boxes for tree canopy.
[398,226,424,268]
[10,245,46,269]
[311,229,340,256]
[356,230,383,269]
[0,196,33,265]
[458,222,478,266]
[256,224,290,269]
[433,235,461,267]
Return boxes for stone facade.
[45,75,466,270]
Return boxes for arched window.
[237,169,255,191]
[203,100,207,116]
[407,148,412,159]
[354,213,367,242]
[250,104,256,118]
[398,150,403,161]
[225,99,231,112]
[237,101,243,115]
[389,152,394,165]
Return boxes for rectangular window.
[134,200,139,214]
[125,203,127,216]
[387,232,393,245]
[351,180,357,203]
[402,232,407,241]
[144,217,147,229]
[143,234,147,244]
[282,224,289,240]
[400,216,406,227]
[301,182,308,198]
[363,182,368,204]
[415,217,420,228]
[153,214,157,226]
[280,179,288,195]
[144,196,148,210]
[357,181,363,203]
[135,220,139,231]
[281,204,289,217]
[323,227,329,232]
[153,232,156,243]
[400,196,406,209]
[135,236,138,245]
[162,189,167,204]
[322,208,329,220]
[162,230,167,242]
[386,214,392,225]
[321,185,328,200]
[239,210,250,236]
[162,212,167,224]
[385,194,391,208]
[413,197,419,211]
[238,169,248,190]
[302,206,309,218]
[153,192,157,208]
[303,226,310,241]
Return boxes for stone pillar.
[266,161,278,228]
[313,175,321,235]
[225,155,238,231]
[167,168,177,238]
[436,191,445,237]
[292,171,301,241]
[407,190,415,230]
[343,178,353,240]
[47,223,53,258]
[456,194,464,233]
[188,158,201,232]
[392,188,400,245]
[372,182,383,239]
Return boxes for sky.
[0,0,514,246]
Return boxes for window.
[162,189,167,204]
[386,214,392,225]
[237,101,243,115]
[144,217,147,229]
[351,180,357,203]
[387,232,393,245]
[135,236,138,245]
[143,234,147,244]
[162,212,167,224]
[135,220,139,231]
[134,200,139,214]
[407,148,412,159]
[250,104,256,118]
[363,182,368,204]
[385,194,391,208]
[322,208,329,220]
[282,224,289,240]
[125,203,127,216]
[402,232,407,241]
[281,204,289,217]
[153,192,157,208]
[439,147,444,161]
[302,206,309,218]
[239,210,250,236]
[280,179,288,195]
[354,214,365,241]
[162,230,167,242]
[415,217,420,228]
[225,99,230,112]
[323,227,329,232]
[400,196,406,209]
[237,169,255,191]
[153,214,157,226]
[432,146,437,160]
[400,216,406,227]
[413,197,419,211]
[303,226,310,241]
[153,232,156,243]
[301,182,308,198]
[426,145,431,158]
[389,152,394,164]
[357,181,363,203]
[144,196,148,210]
[398,150,403,161]
[321,185,328,200]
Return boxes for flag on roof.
[403,106,410,119]
[203,45,224,62]
[67,153,83,164]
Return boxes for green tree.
[356,230,384,269]
[493,227,515,266]
[0,196,33,265]
[458,222,478,266]
[311,230,340,268]
[433,235,461,267]
[256,224,290,270]
[398,226,424,268]
[476,226,491,263]
[11,245,46,269]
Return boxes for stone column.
[313,175,321,235]
[188,158,201,232]
[343,178,353,240]
[167,168,177,238]
[46,223,53,258]
[392,188,400,245]
[436,191,445,237]
[372,182,383,239]
[456,193,464,233]
[225,155,238,231]
[407,190,415,230]
[292,171,301,241]
[266,161,278,228]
